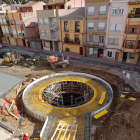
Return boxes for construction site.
[0,47,140,140]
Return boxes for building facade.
[0,11,13,44]
[104,0,129,61]
[37,0,84,52]
[59,7,85,55]
[84,0,109,58]
[121,0,140,65]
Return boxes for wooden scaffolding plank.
[51,121,61,140]
[56,123,65,140]
[73,124,78,140]
[62,124,69,140]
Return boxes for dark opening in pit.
[42,81,94,107]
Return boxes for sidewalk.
[1,43,140,69]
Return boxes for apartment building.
[37,0,84,52]
[104,0,129,61]
[121,0,140,65]
[7,2,45,48]
[85,0,109,58]
[59,7,85,55]
[0,11,13,44]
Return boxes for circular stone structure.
[22,73,113,121]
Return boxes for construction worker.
[33,58,36,66]
[23,133,28,140]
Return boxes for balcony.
[128,13,140,18]
[50,23,58,29]
[21,12,34,17]
[51,35,59,40]
[86,42,105,47]
[98,27,105,31]
[4,33,13,37]
[75,29,80,32]
[99,11,106,15]
[64,38,80,45]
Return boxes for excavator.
[3,50,19,65]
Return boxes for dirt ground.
[0,59,140,140]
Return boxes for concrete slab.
[0,72,22,97]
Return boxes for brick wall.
[26,27,36,38]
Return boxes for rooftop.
[20,1,44,7]
[129,0,140,3]
[45,0,64,5]
[59,7,85,19]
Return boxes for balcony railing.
[98,27,105,30]
[64,38,80,45]
[75,29,80,32]
[51,35,59,40]
[64,28,69,32]
[128,13,140,18]
[128,31,138,34]
[99,11,106,14]
[88,12,94,15]
[44,22,49,25]
[50,23,58,28]
[88,27,94,30]
[86,42,105,46]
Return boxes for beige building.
[85,0,109,58]
[37,0,84,52]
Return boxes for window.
[107,51,112,57]
[65,34,69,43]
[40,30,45,36]
[75,35,80,44]
[2,18,6,24]
[66,48,70,52]
[2,28,6,34]
[112,8,117,15]
[89,48,93,54]
[135,8,140,14]
[89,35,94,45]
[109,24,115,31]
[108,38,119,45]
[128,28,138,34]
[99,6,106,14]
[118,7,124,15]
[44,18,48,25]
[46,31,50,36]
[61,5,64,9]
[98,23,105,30]
[5,28,9,34]
[88,23,94,30]
[12,30,16,35]
[38,18,43,25]
[126,41,135,49]
[16,39,19,44]
[136,42,139,49]
[21,31,24,36]
[88,6,94,15]
[15,20,19,25]
[64,21,69,31]
[18,31,22,36]
[0,18,2,23]
[10,20,14,25]
[75,21,80,32]
[129,53,135,59]
[99,36,104,46]
[48,6,52,9]
[116,24,122,31]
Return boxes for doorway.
[50,41,53,50]
[115,52,119,61]
[7,37,10,44]
[22,39,26,47]
[98,49,104,58]
[80,47,83,55]
[122,52,127,62]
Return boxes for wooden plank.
[56,123,65,140]
[8,111,19,120]
[73,125,78,140]
[67,118,74,140]
[62,124,69,140]
[51,121,61,140]
[16,84,22,95]
[94,110,108,119]
[8,101,14,112]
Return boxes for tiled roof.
[59,7,85,18]
[45,0,64,5]
[21,2,44,7]
[129,0,140,2]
